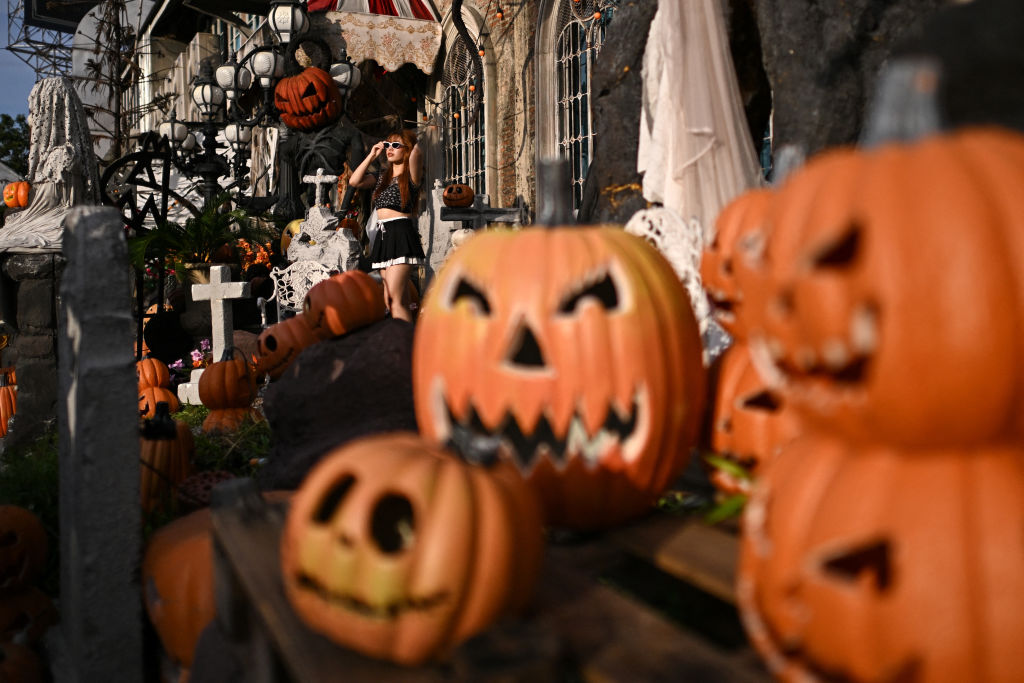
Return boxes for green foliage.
[175,404,270,478]
[0,113,30,177]
[0,429,60,597]
[127,193,276,274]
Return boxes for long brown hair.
[371,129,418,211]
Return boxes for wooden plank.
[534,557,767,683]
[211,501,447,683]
[606,514,740,605]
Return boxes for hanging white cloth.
[637,0,763,247]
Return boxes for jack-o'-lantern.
[738,434,1024,682]
[140,402,195,514]
[197,348,258,433]
[0,505,46,593]
[742,128,1024,447]
[302,270,386,338]
[139,385,179,419]
[255,313,327,380]
[3,181,29,209]
[0,375,15,438]
[281,433,544,666]
[0,586,57,644]
[706,342,801,496]
[413,226,707,529]
[701,189,773,340]
[442,184,475,208]
[274,66,342,132]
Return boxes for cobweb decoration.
[269,261,334,316]
[624,208,731,365]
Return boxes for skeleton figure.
[0,78,100,252]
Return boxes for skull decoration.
[280,433,544,666]
[707,343,801,496]
[741,128,1024,446]
[701,188,773,340]
[442,184,475,208]
[0,506,46,593]
[413,227,707,529]
[273,66,343,132]
[738,434,1024,682]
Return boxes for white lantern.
[215,59,253,102]
[250,49,284,89]
[224,123,253,152]
[268,0,308,44]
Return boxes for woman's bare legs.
[383,263,414,321]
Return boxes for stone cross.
[302,167,339,208]
[57,206,143,682]
[192,265,250,361]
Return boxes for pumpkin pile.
[412,225,707,530]
[2,181,29,209]
[138,357,179,418]
[0,505,56,682]
[727,127,1024,681]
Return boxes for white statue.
[0,77,101,252]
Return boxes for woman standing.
[349,129,425,321]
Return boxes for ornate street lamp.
[329,47,361,99]
[268,0,309,44]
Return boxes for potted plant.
[128,193,276,283]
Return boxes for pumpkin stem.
[142,402,179,440]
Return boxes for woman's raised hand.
[369,141,386,158]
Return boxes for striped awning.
[308,0,442,74]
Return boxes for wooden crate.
[203,480,768,682]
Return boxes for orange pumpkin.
[442,183,475,208]
[413,226,707,529]
[3,181,29,209]
[140,402,195,514]
[302,270,387,338]
[197,348,257,433]
[254,313,325,381]
[273,66,343,131]
[701,188,773,340]
[738,434,1024,683]
[0,586,57,644]
[740,128,1024,447]
[706,342,802,496]
[0,642,44,683]
[0,375,15,438]
[281,433,544,666]
[137,357,171,390]
[339,216,363,241]
[139,385,179,419]
[0,506,46,593]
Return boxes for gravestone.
[53,206,142,682]
[191,265,250,362]
[286,167,361,271]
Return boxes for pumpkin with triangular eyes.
[274,66,343,132]
[254,313,326,381]
[738,434,1024,683]
[707,343,801,496]
[413,226,706,530]
[741,128,1024,447]
[280,433,543,666]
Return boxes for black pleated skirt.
[370,217,427,270]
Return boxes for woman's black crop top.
[372,174,419,213]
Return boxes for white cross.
[192,265,250,362]
[302,167,340,208]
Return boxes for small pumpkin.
[140,402,195,514]
[281,218,304,253]
[254,313,326,381]
[442,183,475,208]
[0,642,44,683]
[2,181,29,209]
[281,433,544,666]
[413,226,707,529]
[137,357,171,390]
[0,586,57,644]
[273,66,343,132]
[0,375,15,438]
[0,505,46,593]
[197,348,258,433]
[739,434,1024,683]
[139,385,180,419]
[302,270,387,338]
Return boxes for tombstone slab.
[192,265,250,361]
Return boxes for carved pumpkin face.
[255,314,325,380]
[3,181,29,209]
[413,227,707,529]
[707,342,801,496]
[743,129,1024,446]
[274,67,343,131]
[0,506,47,593]
[738,435,1024,682]
[139,385,179,419]
[281,433,544,665]
[702,189,773,340]
[442,184,475,208]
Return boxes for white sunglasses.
[382,141,405,149]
